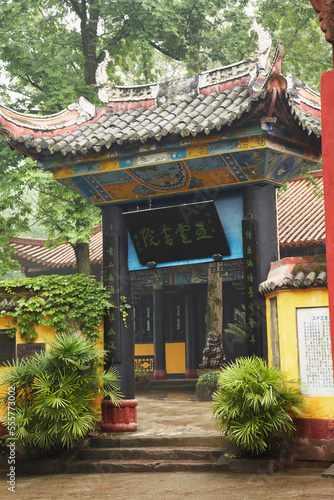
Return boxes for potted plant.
[212,356,306,458]
[196,370,220,401]
[0,333,122,456]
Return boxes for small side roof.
[8,172,326,272]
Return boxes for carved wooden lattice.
[134,355,154,373]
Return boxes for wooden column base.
[101,399,138,432]
[152,370,167,380]
[185,369,198,379]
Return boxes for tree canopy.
[0,0,330,277]
[0,0,329,111]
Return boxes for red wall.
[321,70,334,374]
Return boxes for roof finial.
[95,50,115,104]
[248,16,272,70]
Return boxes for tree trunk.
[73,242,91,275]
[81,0,100,85]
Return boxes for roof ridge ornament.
[67,97,96,125]
[95,50,115,104]
[310,0,334,46]
[0,96,97,137]
[247,16,272,71]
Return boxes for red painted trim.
[294,418,334,439]
[112,100,156,112]
[185,369,198,379]
[152,370,168,380]
[200,77,249,95]
[268,88,278,117]
[101,399,138,433]
[321,70,334,375]
[0,107,113,141]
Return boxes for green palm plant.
[224,305,247,344]
[212,357,306,457]
[0,333,122,456]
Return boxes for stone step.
[135,379,197,392]
[67,459,228,474]
[89,435,226,449]
[76,446,223,462]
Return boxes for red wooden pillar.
[320,70,334,373]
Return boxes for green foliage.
[119,295,131,327]
[0,274,128,343]
[135,371,151,379]
[255,0,331,91]
[0,333,122,456]
[277,182,289,200]
[212,357,306,457]
[30,170,101,248]
[197,370,220,391]
[29,169,101,275]
[0,139,34,276]
[0,0,328,112]
[0,143,100,278]
[0,1,329,274]
[303,172,324,199]
[224,306,247,345]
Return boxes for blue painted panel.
[128,191,243,271]
[215,192,244,261]
[119,155,136,169]
[169,147,187,160]
[70,176,96,197]
[73,161,99,176]
[95,170,132,184]
[208,139,239,154]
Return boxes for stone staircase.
[67,435,227,474]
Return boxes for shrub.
[0,274,130,343]
[0,333,122,456]
[212,356,306,457]
[197,371,220,391]
[224,305,246,345]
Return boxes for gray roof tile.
[3,73,320,158]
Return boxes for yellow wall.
[135,344,154,357]
[265,288,333,420]
[165,343,186,374]
[0,317,104,419]
[135,342,186,375]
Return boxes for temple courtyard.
[0,391,332,499]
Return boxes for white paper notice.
[297,307,334,396]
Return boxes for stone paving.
[132,391,218,438]
[0,391,333,499]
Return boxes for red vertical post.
[320,70,334,373]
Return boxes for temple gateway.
[0,26,321,420]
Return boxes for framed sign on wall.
[17,343,46,362]
[296,307,334,396]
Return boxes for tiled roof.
[278,171,325,248]
[8,172,326,271]
[10,226,102,269]
[0,43,321,160]
[14,86,268,157]
[259,256,327,294]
